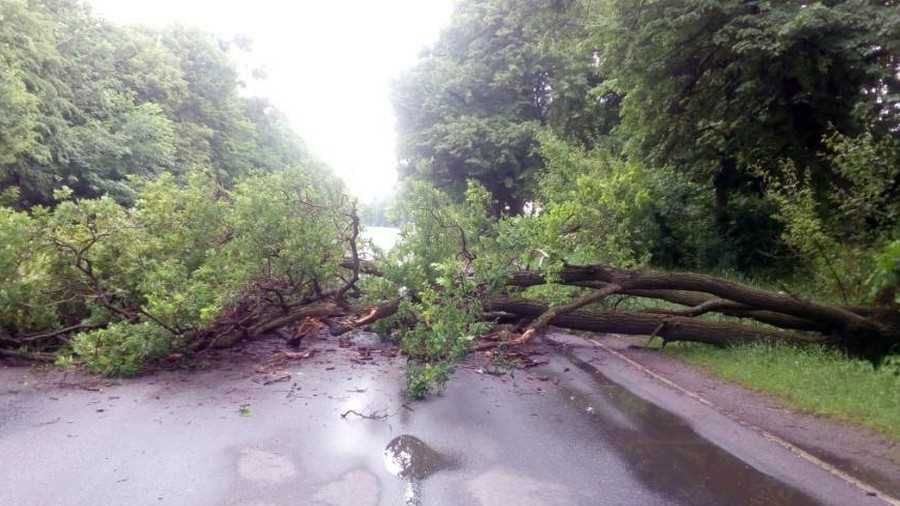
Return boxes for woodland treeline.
[384,0,900,393]
[1,0,899,395]
[394,0,900,275]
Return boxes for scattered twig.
[263,374,291,386]
[340,409,389,420]
[34,417,62,427]
[477,367,507,377]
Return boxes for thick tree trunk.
[506,264,898,359]
[253,259,898,361]
[323,294,823,350]
[713,158,738,234]
[485,297,824,347]
[507,265,889,334]
[621,289,830,332]
[325,258,898,358]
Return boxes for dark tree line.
[394,0,900,273]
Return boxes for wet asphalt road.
[0,333,889,506]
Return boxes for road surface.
[0,332,894,506]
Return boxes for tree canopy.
[393,0,617,215]
[395,0,900,271]
[0,0,313,208]
[600,0,900,249]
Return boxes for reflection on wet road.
[558,350,820,505]
[384,434,452,505]
[0,332,884,505]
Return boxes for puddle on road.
[383,435,451,506]
[558,349,826,506]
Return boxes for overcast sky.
[87,0,456,201]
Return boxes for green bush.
[71,322,175,376]
[766,131,900,304]
[0,207,60,333]
[406,362,454,400]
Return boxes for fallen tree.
[0,171,367,373]
[4,201,896,369]
[325,260,899,363]
[502,264,899,360]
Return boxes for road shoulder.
[567,332,900,501]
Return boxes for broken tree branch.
[515,283,624,343]
[340,409,390,420]
[247,302,343,340]
[0,348,57,362]
[12,323,102,344]
[506,264,900,358]
[317,256,897,356]
[335,204,362,306]
[328,297,403,336]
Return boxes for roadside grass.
[661,341,900,441]
[529,265,900,438]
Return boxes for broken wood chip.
[275,350,317,361]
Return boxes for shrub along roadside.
[662,342,900,441]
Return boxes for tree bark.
[507,265,891,335]
[486,297,824,347]
[324,259,897,357]
[246,303,342,341]
[505,264,899,359]
[328,298,402,336]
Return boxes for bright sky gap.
[88,0,456,202]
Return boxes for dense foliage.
[0,0,311,208]
[392,0,616,215]
[390,0,900,393]
[395,0,900,273]
[1,168,348,374]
